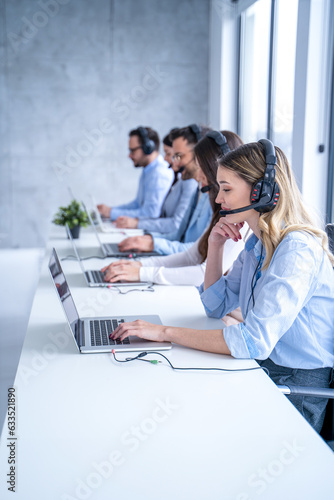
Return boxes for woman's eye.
[222,189,231,193]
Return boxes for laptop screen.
[49,248,80,331]
[65,223,87,276]
[81,201,103,245]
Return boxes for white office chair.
[276,223,334,448]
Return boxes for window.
[238,0,271,143]
[238,0,298,163]
[271,0,298,163]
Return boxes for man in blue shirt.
[117,125,213,255]
[97,126,173,221]
[113,129,198,234]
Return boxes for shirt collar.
[245,233,264,260]
[245,233,258,252]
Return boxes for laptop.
[89,195,144,235]
[82,202,160,258]
[65,223,151,288]
[48,248,172,353]
[89,195,119,233]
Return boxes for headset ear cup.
[189,124,201,142]
[253,181,280,213]
[250,181,263,204]
[272,182,280,208]
[138,126,155,155]
[144,139,155,155]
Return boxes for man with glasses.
[116,124,213,255]
[114,129,199,234]
[97,126,173,221]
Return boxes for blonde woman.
[111,141,334,432]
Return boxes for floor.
[0,248,44,432]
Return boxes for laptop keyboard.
[91,270,107,283]
[89,319,130,346]
[104,243,119,253]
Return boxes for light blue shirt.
[110,155,173,220]
[199,231,334,369]
[137,176,198,234]
[152,192,213,255]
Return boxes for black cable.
[61,254,141,261]
[108,285,155,294]
[246,243,264,315]
[112,350,269,375]
[61,254,108,261]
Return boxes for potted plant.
[53,200,89,238]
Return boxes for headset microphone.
[219,139,280,217]
[220,199,269,216]
[201,184,213,193]
[176,156,194,174]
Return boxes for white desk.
[1,227,334,499]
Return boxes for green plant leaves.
[52,199,89,228]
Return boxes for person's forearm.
[204,242,225,290]
[164,326,231,355]
[140,264,205,286]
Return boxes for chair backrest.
[321,224,334,445]
[325,223,334,254]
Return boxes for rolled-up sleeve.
[223,323,255,359]
[198,276,231,318]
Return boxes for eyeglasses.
[172,153,185,162]
[129,146,142,154]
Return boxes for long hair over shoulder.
[195,131,244,262]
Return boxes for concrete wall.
[0,0,210,248]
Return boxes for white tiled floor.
[0,248,44,431]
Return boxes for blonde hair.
[218,142,334,269]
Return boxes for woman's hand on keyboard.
[110,320,166,343]
[101,260,142,283]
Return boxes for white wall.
[0,0,211,249]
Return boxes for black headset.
[206,130,231,155]
[219,138,280,216]
[137,126,155,155]
[201,131,231,193]
[189,124,202,143]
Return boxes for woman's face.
[216,166,255,224]
[163,145,174,167]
